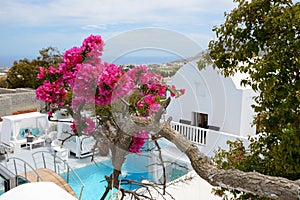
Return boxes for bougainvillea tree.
[36,34,185,199]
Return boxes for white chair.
[58,149,69,162]
[50,139,62,154]
[53,146,69,162]
[51,139,61,147]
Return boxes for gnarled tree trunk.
[158,119,300,200]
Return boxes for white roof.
[2,112,47,121]
[1,112,49,145]
[182,60,253,91]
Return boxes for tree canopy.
[6,47,62,89]
[208,0,300,198]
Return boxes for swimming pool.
[63,154,188,200]
[64,159,151,200]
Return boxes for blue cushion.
[32,128,40,137]
[20,128,28,137]
[10,131,15,140]
[19,128,40,138]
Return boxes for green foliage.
[148,67,178,78]
[213,139,270,200]
[197,50,215,70]
[209,0,300,198]
[6,58,37,88]
[6,47,62,89]
[0,76,7,88]
[95,105,113,123]
[128,89,147,116]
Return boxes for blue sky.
[0,0,236,66]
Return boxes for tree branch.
[157,118,300,200]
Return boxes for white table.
[26,138,45,150]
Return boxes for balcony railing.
[170,121,207,145]
[170,121,250,157]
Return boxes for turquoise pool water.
[63,156,188,200]
[63,158,152,200]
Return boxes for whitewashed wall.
[166,61,256,137]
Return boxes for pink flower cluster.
[96,62,123,105]
[121,65,182,117]
[61,47,83,69]
[36,34,185,141]
[82,34,104,57]
[168,85,185,98]
[36,80,66,106]
[36,34,105,104]
[72,63,103,110]
[128,130,149,153]
[71,117,95,135]
[37,66,59,80]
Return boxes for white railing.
[170,121,207,145]
[2,157,43,182]
[170,121,251,157]
[32,151,85,200]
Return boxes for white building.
[166,61,257,138]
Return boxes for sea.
[105,55,181,65]
[0,56,36,68]
[0,55,181,68]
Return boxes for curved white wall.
[167,61,256,137]
[167,62,211,124]
[199,65,227,130]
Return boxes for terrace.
[0,113,251,200]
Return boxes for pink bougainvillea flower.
[36,34,185,137]
[129,130,149,153]
[37,67,46,79]
[82,34,104,57]
[36,80,66,106]
[83,117,95,135]
[62,46,83,68]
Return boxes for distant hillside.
[167,51,206,64]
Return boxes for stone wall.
[0,88,41,118]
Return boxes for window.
[193,112,208,128]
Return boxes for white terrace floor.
[0,144,222,200]
[1,143,108,170]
